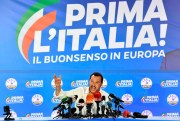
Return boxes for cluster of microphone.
[52,92,148,119]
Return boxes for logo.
[17,6,57,63]
[26,80,43,88]
[161,113,166,117]
[26,113,43,118]
[167,94,179,106]
[141,95,159,103]
[161,80,178,88]
[26,114,31,117]
[51,97,61,103]
[6,96,24,104]
[115,80,133,87]
[122,94,133,105]
[142,110,153,117]
[51,78,63,89]
[6,78,17,90]
[71,80,88,88]
[32,94,43,106]
[162,112,179,117]
[101,78,108,89]
[141,77,152,89]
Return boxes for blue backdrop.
[0,0,180,118]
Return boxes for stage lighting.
[3,105,14,120]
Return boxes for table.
[0,116,180,121]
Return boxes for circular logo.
[6,78,17,90]
[141,77,152,89]
[101,78,107,89]
[51,79,63,89]
[142,110,153,117]
[167,94,179,106]
[122,94,133,105]
[32,94,43,106]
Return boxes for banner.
[0,0,179,118]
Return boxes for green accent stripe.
[16,0,60,45]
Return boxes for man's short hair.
[90,72,103,84]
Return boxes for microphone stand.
[77,106,83,118]
[53,104,66,119]
[94,101,101,118]
[86,103,93,119]
[106,102,115,118]
[114,103,118,118]
[115,105,122,117]
[101,105,108,118]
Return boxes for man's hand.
[54,74,61,96]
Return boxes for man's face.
[89,75,102,93]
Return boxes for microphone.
[111,98,124,109]
[77,99,85,116]
[93,91,102,115]
[133,112,148,118]
[72,95,78,102]
[86,93,94,117]
[106,101,114,117]
[53,96,69,110]
[53,96,70,118]
[86,93,94,104]
[64,97,73,104]
[109,93,124,102]
[106,101,112,110]
[62,95,78,105]
[123,110,135,118]
[64,96,79,117]
[101,96,106,115]
[64,107,77,118]
[71,107,77,114]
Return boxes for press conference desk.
[0,116,180,121]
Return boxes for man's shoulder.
[100,89,109,95]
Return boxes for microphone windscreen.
[79,99,85,103]
[77,99,85,107]
[133,112,148,118]
[86,93,94,104]
[109,93,114,96]
[133,112,141,117]
[123,110,130,118]
[74,95,78,100]
[93,91,102,101]
[61,96,69,102]
[102,96,105,101]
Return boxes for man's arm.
[53,74,84,99]
[54,74,62,96]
